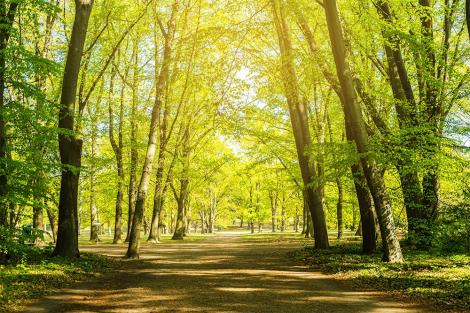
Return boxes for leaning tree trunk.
[271,0,329,249]
[126,0,179,258]
[323,0,403,262]
[53,0,93,258]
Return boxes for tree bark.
[0,1,18,226]
[336,178,343,239]
[53,0,93,258]
[271,0,329,249]
[126,0,179,258]
[125,43,139,243]
[323,0,403,262]
[46,208,57,243]
[108,68,124,244]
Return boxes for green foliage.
[291,243,470,310]
[0,226,45,264]
[435,189,470,253]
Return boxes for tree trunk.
[126,43,139,243]
[270,192,277,232]
[351,163,377,253]
[89,105,99,243]
[0,1,18,226]
[125,0,179,259]
[108,68,124,244]
[336,178,343,239]
[53,0,93,258]
[271,0,329,249]
[172,178,188,240]
[323,0,403,262]
[467,0,470,38]
[46,208,57,243]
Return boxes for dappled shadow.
[23,235,433,313]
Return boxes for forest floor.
[18,233,444,313]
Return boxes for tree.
[323,0,403,262]
[271,0,329,249]
[126,0,179,259]
[53,0,94,258]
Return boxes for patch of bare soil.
[22,235,436,313]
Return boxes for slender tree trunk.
[270,192,277,232]
[280,192,286,232]
[336,178,343,239]
[126,43,139,243]
[323,0,403,262]
[109,68,124,244]
[53,0,93,258]
[89,107,99,243]
[46,208,57,243]
[148,135,166,242]
[271,0,329,248]
[126,0,179,259]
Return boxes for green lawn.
[291,242,470,311]
[0,248,120,313]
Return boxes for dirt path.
[23,234,433,313]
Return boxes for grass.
[0,247,121,313]
[290,242,470,311]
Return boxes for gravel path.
[23,234,433,313]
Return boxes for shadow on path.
[23,235,433,313]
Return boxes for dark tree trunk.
[271,0,329,249]
[0,1,18,226]
[53,0,93,258]
[126,43,139,243]
[351,163,377,253]
[467,0,470,38]
[324,0,403,262]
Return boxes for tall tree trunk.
[126,0,179,258]
[323,0,403,262]
[0,1,18,226]
[89,106,99,243]
[126,43,139,243]
[53,0,93,258]
[280,192,286,232]
[271,0,329,249]
[109,68,124,244]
